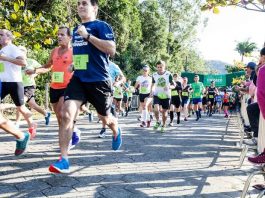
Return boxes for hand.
[77,25,89,39]
[68,64,74,72]
[25,69,35,75]
[0,53,7,61]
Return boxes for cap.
[142,65,150,71]
[211,80,215,83]
[246,62,256,70]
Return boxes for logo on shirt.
[157,77,166,87]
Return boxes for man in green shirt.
[191,75,205,121]
[16,46,51,127]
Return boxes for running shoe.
[137,116,141,121]
[49,157,70,174]
[45,112,51,125]
[153,122,161,130]
[28,123,37,140]
[177,118,180,124]
[98,128,106,138]
[168,122,173,127]
[248,149,265,165]
[69,127,81,150]
[184,118,188,121]
[140,121,146,127]
[15,132,30,156]
[196,117,199,121]
[243,138,257,146]
[112,127,122,151]
[160,125,165,133]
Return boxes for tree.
[202,0,265,13]
[225,60,245,73]
[235,39,257,62]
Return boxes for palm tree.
[235,40,257,62]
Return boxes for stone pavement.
[0,112,264,198]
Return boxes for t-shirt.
[0,43,24,82]
[113,82,123,99]
[182,84,191,99]
[171,81,182,97]
[152,71,173,99]
[108,61,122,83]
[191,82,204,99]
[207,87,216,99]
[136,75,152,94]
[72,20,115,82]
[22,58,41,87]
[215,95,223,103]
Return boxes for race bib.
[140,87,148,94]
[73,55,88,70]
[158,93,167,99]
[171,90,178,96]
[182,92,188,97]
[0,63,4,73]
[209,95,214,99]
[52,72,64,83]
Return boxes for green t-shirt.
[22,58,41,87]
[191,82,204,99]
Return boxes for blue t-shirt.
[215,95,223,102]
[72,20,115,82]
[108,61,123,83]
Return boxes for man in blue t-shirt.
[49,0,122,174]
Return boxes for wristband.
[86,33,91,41]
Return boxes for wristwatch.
[86,33,91,41]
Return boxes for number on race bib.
[52,72,64,83]
[73,55,89,70]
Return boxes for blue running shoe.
[69,127,81,150]
[49,157,70,174]
[45,112,51,125]
[15,132,30,156]
[112,127,122,151]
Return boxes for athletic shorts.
[153,96,170,110]
[1,82,24,106]
[223,102,230,107]
[139,93,150,103]
[207,98,215,105]
[122,96,128,103]
[24,86,36,103]
[171,96,181,108]
[193,98,202,105]
[181,98,190,107]
[64,76,112,116]
[202,97,207,105]
[50,87,66,104]
[128,97,132,102]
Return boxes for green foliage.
[235,39,257,62]
[202,0,265,13]
[225,60,245,73]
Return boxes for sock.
[196,111,199,118]
[170,111,174,122]
[142,110,147,122]
[177,112,180,120]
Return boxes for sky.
[198,6,265,64]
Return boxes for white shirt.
[152,71,173,99]
[0,43,23,82]
[136,75,152,94]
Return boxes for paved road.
[0,112,263,197]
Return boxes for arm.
[77,25,116,57]
[0,54,26,66]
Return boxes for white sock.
[143,110,147,122]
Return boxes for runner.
[206,81,218,117]
[181,77,192,121]
[98,60,124,138]
[123,79,134,117]
[113,75,126,116]
[134,65,153,127]
[214,92,223,114]
[15,46,51,127]
[202,90,208,114]
[223,89,230,118]
[169,73,182,126]
[191,75,205,121]
[151,60,175,132]
[0,29,37,139]
[49,0,121,173]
